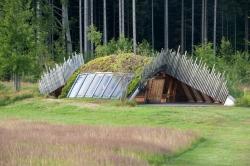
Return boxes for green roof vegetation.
[80,53,151,73]
[59,53,152,98]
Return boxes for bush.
[88,25,156,58]
[87,25,102,46]
[194,43,216,67]
[193,40,250,97]
[95,39,117,57]
[137,40,154,57]
[236,92,250,107]
[0,82,5,91]
[0,93,33,106]
[219,37,234,63]
[95,36,133,57]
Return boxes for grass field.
[0,82,250,165]
[0,98,249,165]
[0,119,198,166]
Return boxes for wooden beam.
[190,88,204,103]
[200,93,213,103]
[166,78,174,102]
[181,83,195,102]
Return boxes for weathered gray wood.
[39,53,84,95]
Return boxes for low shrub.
[137,40,155,57]
[0,93,33,106]
[236,92,250,107]
[0,82,36,106]
[194,39,250,97]
[0,96,10,106]
[0,82,5,91]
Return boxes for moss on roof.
[59,53,152,98]
[80,53,151,73]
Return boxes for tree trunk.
[132,0,136,54]
[84,0,88,53]
[119,0,125,37]
[221,9,224,38]
[36,0,41,60]
[103,0,107,44]
[181,0,184,53]
[191,0,194,55]
[204,0,208,43]
[226,17,229,39]
[13,73,21,92]
[79,0,83,54]
[113,0,116,37]
[51,0,54,58]
[62,2,72,56]
[245,11,249,52]
[119,0,122,36]
[121,0,125,35]
[201,0,204,43]
[164,0,168,50]
[151,0,154,49]
[127,1,130,37]
[234,15,237,54]
[90,0,94,53]
[213,0,217,55]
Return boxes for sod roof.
[79,53,151,74]
[59,53,151,98]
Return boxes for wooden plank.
[201,93,213,103]
[190,88,204,103]
[181,83,195,102]
[146,78,165,103]
[166,78,178,102]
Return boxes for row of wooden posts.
[141,49,229,103]
[39,53,84,95]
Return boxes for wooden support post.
[166,78,174,102]
[201,93,213,103]
[166,78,177,102]
[181,83,195,102]
[172,81,177,102]
[191,88,204,103]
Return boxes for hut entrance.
[145,78,165,104]
[135,72,216,104]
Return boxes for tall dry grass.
[0,120,198,166]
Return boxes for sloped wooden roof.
[140,50,229,103]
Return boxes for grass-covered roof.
[59,53,152,98]
[80,53,151,73]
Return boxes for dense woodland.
[0,0,249,96]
